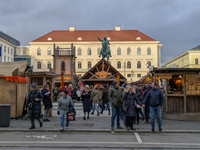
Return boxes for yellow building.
[164,45,200,68]
[29,27,162,83]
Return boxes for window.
[8,57,9,62]
[61,61,65,70]
[147,61,151,67]
[37,62,41,69]
[37,48,41,55]
[88,48,91,55]
[11,49,12,55]
[47,48,51,55]
[4,46,6,52]
[97,48,101,55]
[117,47,121,55]
[136,37,141,40]
[88,61,92,69]
[11,58,12,62]
[78,74,82,78]
[47,62,51,69]
[137,61,141,68]
[8,47,9,54]
[137,74,141,78]
[137,47,141,55]
[37,77,43,86]
[127,74,131,78]
[127,61,131,69]
[78,48,82,55]
[117,61,121,69]
[78,61,82,68]
[47,37,52,41]
[127,47,131,55]
[4,56,6,62]
[23,49,27,55]
[195,58,198,65]
[147,47,151,55]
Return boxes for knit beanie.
[31,83,37,89]
[113,81,118,87]
[64,90,68,95]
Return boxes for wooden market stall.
[151,67,200,121]
[0,61,30,118]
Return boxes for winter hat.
[113,81,118,87]
[103,84,107,89]
[68,84,73,88]
[134,85,138,90]
[126,85,130,89]
[31,83,37,89]
[85,85,89,89]
[63,90,68,95]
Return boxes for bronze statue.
[97,36,112,61]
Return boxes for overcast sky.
[0,0,200,64]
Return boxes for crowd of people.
[24,81,164,133]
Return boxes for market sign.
[158,73,172,79]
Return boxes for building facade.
[29,27,162,82]
[164,45,200,68]
[14,46,31,65]
[0,31,20,62]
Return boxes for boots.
[29,125,35,130]
[108,112,111,115]
[97,112,99,116]
[91,111,94,115]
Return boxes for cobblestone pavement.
[5,102,200,131]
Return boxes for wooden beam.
[89,72,100,79]
[96,66,99,72]
[183,72,187,113]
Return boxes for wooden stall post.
[165,79,168,113]
[183,73,186,113]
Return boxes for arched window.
[47,62,51,69]
[47,48,51,55]
[117,61,121,69]
[37,62,41,69]
[88,48,91,55]
[147,61,151,67]
[61,61,65,70]
[147,47,151,55]
[97,48,101,55]
[78,48,82,55]
[127,61,131,68]
[137,61,141,68]
[137,47,141,55]
[88,61,92,69]
[127,47,131,55]
[78,61,82,68]
[37,48,41,55]
[117,47,121,55]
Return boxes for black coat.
[41,88,52,109]
[71,90,77,100]
[123,92,142,117]
[102,89,109,103]
[25,89,43,119]
[81,90,91,112]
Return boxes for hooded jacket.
[108,86,123,108]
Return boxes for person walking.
[57,90,73,131]
[143,85,152,124]
[82,85,91,120]
[108,81,123,131]
[24,83,43,129]
[68,84,77,108]
[76,87,82,102]
[142,82,164,132]
[41,85,52,122]
[100,84,110,115]
[91,85,100,116]
[134,86,144,125]
[123,86,142,130]
[53,85,59,101]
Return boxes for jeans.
[111,107,121,127]
[93,103,99,112]
[60,114,69,128]
[54,93,58,101]
[150,106,162,129]
[72,100,75,108]
[43,108,50,120]
[101,102,110,113]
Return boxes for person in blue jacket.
[142,82,164,132]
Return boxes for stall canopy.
[130,73,152,85]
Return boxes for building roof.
[31,30,157,43]
[190,45,200,51]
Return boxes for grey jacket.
[57,95,72,114]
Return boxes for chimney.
[69,27,75,31]
[115,27,121,31]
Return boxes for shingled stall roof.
[31,30,157,43]
[152,68,200,73]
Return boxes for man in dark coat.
[142,82,164,132]
[41,85,52,122]
[143,85,152,124]
[100,84,110,115]
[24,83,43,129]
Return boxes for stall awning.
[0,76,28,83]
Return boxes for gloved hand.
[57,111,60,115]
